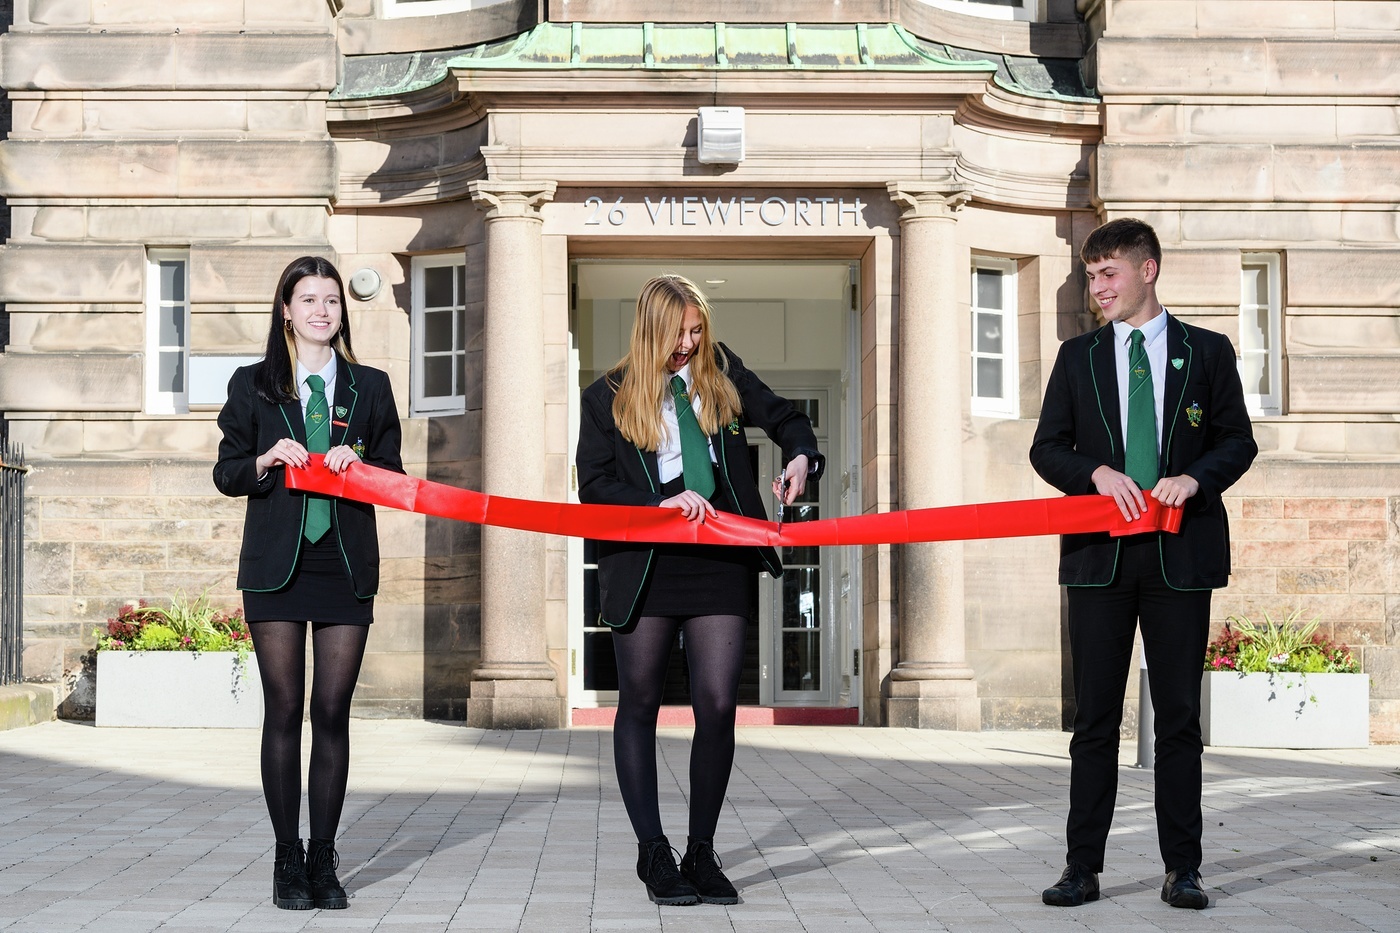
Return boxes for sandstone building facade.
[2,0,1397,738]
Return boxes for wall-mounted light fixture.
[348,268,382,301]
[697,106,745,164]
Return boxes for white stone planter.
[96,651,262,728]
[1201,671,1368,748]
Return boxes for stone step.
[0,684,57,732]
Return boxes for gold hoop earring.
[284,319,293,333]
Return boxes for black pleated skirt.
[242,534,374,625]
[638,475,755,619]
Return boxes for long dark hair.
[254,256,358,403]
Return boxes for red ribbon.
[287,455,1181,546]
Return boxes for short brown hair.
[1081,218,1161,270]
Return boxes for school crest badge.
[1171,358,1184,370]
[335,405,348,418]
[1186,401,1203,428]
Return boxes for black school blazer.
[213,356,404,598]
[576,344,825,628]
[1030,316,1257,590]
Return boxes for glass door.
[568,259,856,712]
[752,390,838,706]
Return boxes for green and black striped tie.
[670,375,715,499]
[303,374,332,542]
[1124,329,1159,490]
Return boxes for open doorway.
[567,259,861,716]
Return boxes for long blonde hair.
[608,274,742,451]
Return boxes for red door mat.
[571,706,860,727]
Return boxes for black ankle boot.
[681,837,739,905]
[306,838,349,909]
[272,839,314,910]
[636,835,699,906]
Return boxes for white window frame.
[381,0,479,17]
[969,257,1019,419]
[1239,252,1283,417]
[144,249,190,415]
[411,253,468,416]
[920,0,1044,23]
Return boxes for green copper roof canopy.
[462,21,991,70]
[334,21,1095,102]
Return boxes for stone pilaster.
[466,179,565,729]
[885,181,980,731]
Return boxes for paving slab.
[0,722,1397,932]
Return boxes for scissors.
[775,474,791,531]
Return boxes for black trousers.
[1065,534,1212,873]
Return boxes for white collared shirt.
[1112,311,1168,450]
[295,356,338,422]
[657,363,717,484]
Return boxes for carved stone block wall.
[0,1,373,713]
[1216,494,1400,743]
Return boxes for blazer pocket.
[1176,385,1211,430]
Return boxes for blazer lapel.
[638,448,661,493]
[709,427,735,502]
[1087,324,1123,467]
[333,358,359,448]
[1161,315,1193,466]
[278,396,308,445]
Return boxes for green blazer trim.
[597,449,659,629]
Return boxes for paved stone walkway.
[0,721,1397,932]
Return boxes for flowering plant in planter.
[94,591,260,728]
[95,591,253,662]
[1201,609,1367,748]
[1204,609,1359,674]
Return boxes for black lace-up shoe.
[680,838,739,905]
[636,835,699,906]
[272,839,314,910]
[1041,861,1100,906]
[306,838,349,909]
[1161,867,1209,909]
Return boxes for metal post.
[1135,645,1154,769]
[0,443,27,686]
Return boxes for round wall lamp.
[348,268,382,301]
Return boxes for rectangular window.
[411,254,468,415]
[970,257,1018,418]
[383,0,475,18]
[922,0,1044,22]
[1239,253,1283,417]
[145,250,190,414]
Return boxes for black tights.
[611,614,746,843]
[248,621,370,843]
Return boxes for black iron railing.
[0,443,26,686]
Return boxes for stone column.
[884,182,980,730]
[466,179,565,729]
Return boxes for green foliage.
[132,623,181,651]
[1205,609,1360,674]
[94,590,252,662]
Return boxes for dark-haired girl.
[213,256,403,910]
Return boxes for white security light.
[697,107,745,164]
